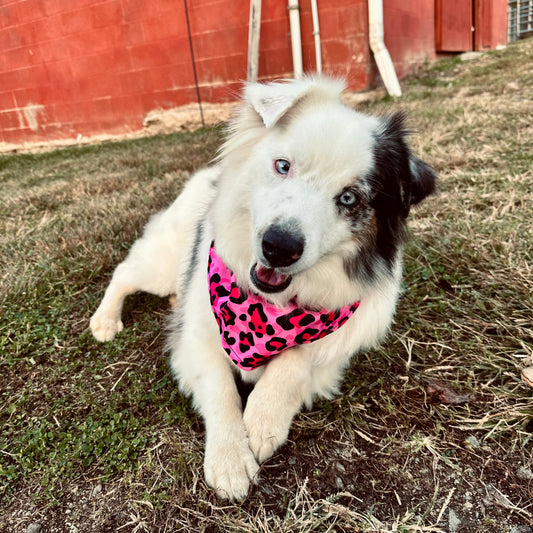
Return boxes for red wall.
[475,0,508,50]
[1,0,504,145]
[0,0,375,144]
[383,0,436,79]
[435,0,507,52]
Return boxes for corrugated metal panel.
[508,0,533,40]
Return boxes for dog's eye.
[339,190,358,207]
[274,159,291,175]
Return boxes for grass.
[1,38,532,532]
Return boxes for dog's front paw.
[204,438,259,502]
[243,395,292,464]
[90,312,123,342]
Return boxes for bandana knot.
[207,243,360,370]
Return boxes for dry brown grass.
[1,38,532,533]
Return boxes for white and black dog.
[90,76,436,501]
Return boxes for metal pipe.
[247,0,262,82]
[311,0,322,74]
[310,0,322,74]
[288,0,303,79]
[368,0,402,97]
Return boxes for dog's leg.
[90,167,220,342]
[167,233,260,502]
[90,215,180,342]
[199,362,260,502]
[243,348,312,463]
[170,335,260,502]
[89,263,133,342]
[90,260,174,342]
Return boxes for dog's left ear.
[376,113,437,218]
[407,155,438,213]
[245,77,345,128]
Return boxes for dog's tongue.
[251,263,292,293]
[255,265,287,287]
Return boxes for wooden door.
[436,0,474,52]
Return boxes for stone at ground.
[516,465,533,480]
[448,508,461,532]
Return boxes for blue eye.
[339,190,358,207]
[274,159,291,175]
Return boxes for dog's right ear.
[245,81,311,128]
[245,77,345,128]
[219,77,345,162]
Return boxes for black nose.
[262,225,305,268]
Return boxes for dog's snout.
[262,225,305,268]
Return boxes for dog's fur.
[90,76,437,502]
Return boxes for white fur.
[90,77,411,502]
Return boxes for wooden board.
[436,0,474,52]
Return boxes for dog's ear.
[375,113,437,218]
[245,81,310,128]
[407,155,437,211]
[244,77,345,128]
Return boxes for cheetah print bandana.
[208,242,360,370]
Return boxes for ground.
[0,39,532,532]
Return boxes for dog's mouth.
[250,263,292,294]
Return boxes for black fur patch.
[343,113,437,283]
[335,186,373,232]
[165,221,204,348]
[233,371,255,408]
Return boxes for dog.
[90,76,437,502]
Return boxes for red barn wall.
[475,0,509,50]
[0,0,506,145]
[383,0,436,79]
[0,0,374,144]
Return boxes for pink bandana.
[208,243,360,370]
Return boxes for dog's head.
[217,76,437,300]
